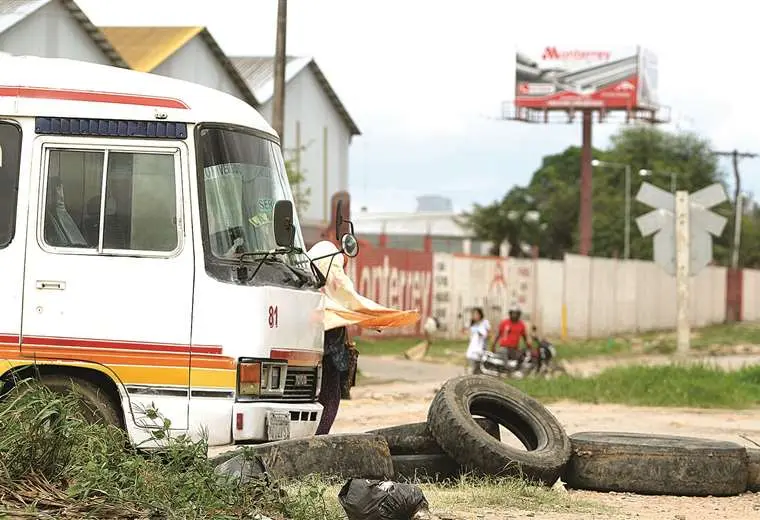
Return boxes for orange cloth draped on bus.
[307,241,421,331]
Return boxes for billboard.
[515,46,658,110]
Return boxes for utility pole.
[272,0,287,146]
[711,149,758,269]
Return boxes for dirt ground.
[330,355,760,520]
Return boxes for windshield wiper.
[234,247,317,287]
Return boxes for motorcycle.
[478,349,531,379]
[530,329,568,378]
[477,326,567,379]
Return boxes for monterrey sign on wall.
[515,46,658,110]
[346,247,433,335]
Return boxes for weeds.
[358,322,760,363]
[0,380,333,519]
[511,363,760,409]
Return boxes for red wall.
[346,245,433,336]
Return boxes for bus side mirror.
[273,200,295,248]
[340,233,359,258]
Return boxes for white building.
[355,197,506,255]
[232,56,361,230]
[0,0,126,67]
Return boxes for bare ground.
[330,355,760,520]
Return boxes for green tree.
[464,126,734,261]
[459,186,543,257]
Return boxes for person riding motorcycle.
[491,305,533,367]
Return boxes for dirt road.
[331,356,760,519]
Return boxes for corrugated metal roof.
[99,26,202,72]
[0,0,128,67]
[231,55,361,137]
[231,56,300,92]
[99,26,257,107]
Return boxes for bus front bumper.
[231,401,323,442]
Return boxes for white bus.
[0,53,356,447]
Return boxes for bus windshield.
[197,126,309,268]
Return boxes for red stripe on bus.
[0,86,190,109]
[22,335,221,355]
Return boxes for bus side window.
[0,123,22,249]
[42,148,180,255]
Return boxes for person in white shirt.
[465,307,490,374]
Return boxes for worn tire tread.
[214,433,393,481]
[565,432,749,496]
[426,375,570,485]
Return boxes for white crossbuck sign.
[635,182,728,276]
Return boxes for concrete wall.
[347,244,731,338]
[0,1,112,64]
[258,66,351,227]
[536,254,726,339]
[152,35,245,102]
[743,269,760,321]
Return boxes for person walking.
[465,307,490,374]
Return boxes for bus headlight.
[237,360,287,398]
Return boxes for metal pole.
[675,191,690,355]
[624,164,631,260]
[730,150,742,270]
[579,110,593,255]
[272,0,287,145]
[731,193,744,269]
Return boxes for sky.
[77,0,760,213]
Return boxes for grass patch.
[357,322,760,362]
[307,474,599,517]
[0,380,339,519]
[354,337,459,357]
[510,363,760,409]
[420,474,600,515]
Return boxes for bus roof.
[0,53,276,139]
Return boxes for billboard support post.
[579,109,593,255]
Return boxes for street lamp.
[639,168,677,194]
[592,159,632,260]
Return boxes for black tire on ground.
[38,374,122,428]
[214,434,393,482]
[746,448,760,492]
[426,375,571,485]
[368,417,501,456]
[565,432,749,496]
[392,454,462,483]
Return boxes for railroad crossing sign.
[635,182,728,276]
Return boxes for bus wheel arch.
[0,364,125,429]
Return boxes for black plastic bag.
[338,479,430,520]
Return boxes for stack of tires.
[214,375,759,496]
[371,375,759,496]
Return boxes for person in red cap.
[492,305,532,366]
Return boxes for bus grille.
[275,366,318,402]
